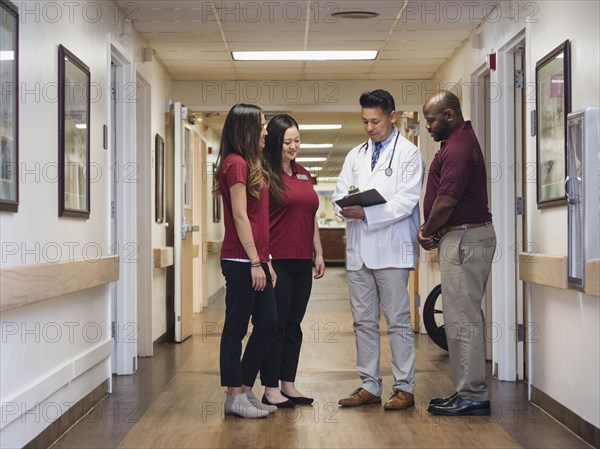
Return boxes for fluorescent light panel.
[300,144,332,149]
[296,157,327,162]
[299,124,343,130]
[0,51,14,61]
[232,51,378,61]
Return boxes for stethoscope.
[358,131,400,177]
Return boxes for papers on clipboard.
[335,189,386,208]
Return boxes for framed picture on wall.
[58,44,91,218]
[155,134,165,223]
[0,0,19,212]
[535,39,571,208]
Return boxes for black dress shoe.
[261,394,295,409]
[427,394,490,416]
[429,392,459,406]
[281,391,314,405]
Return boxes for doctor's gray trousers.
[347,265,415,396]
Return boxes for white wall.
[429,0,599,428]
[174,80,436,114]
[525,0,599,428]
[0,2,130,447]
[0,2,174,446]
[135,49,174,343]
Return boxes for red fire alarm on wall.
[487,52,497,71]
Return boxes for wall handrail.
[0,255,120,312]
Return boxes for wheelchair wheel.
[423,284,448,351]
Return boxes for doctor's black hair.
[359,89,396,114]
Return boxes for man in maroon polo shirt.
[418,90,497,416]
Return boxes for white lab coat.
[333,132,425,271]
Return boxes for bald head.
[424,90,463,118]
[422,90,464,142]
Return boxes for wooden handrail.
[0,255,119,312]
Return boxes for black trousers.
[260,259,313,387]
[219,260,277,387]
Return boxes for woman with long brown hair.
[260,114,325,408]
[214,103,278,418]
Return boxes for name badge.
[296,174,309,181]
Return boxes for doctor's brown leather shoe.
[383,390,415,410]
[338,388,381,407]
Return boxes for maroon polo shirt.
[269,162,319,260]
[219,153,270,261]
[424,121,492,226]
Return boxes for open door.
[514,44,527,381]
[173,102,196,342]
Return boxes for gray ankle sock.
[224,392,268,419]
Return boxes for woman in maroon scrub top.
[260,114,325,407]
[214,103,278,419]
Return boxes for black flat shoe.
[261,394,295,409]
[427,394,490,416]
[281,391,314,405]
[429,392,459,406]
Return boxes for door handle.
[181,217,199,240]
[181,217,200,240]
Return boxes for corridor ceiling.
[120,0,498,176]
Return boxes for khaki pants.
[347,266,415,397]
[439,224,496,401]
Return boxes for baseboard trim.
[153,331,169,346]
[531,385,600,448]
[208,286,225,305]
[25,379,109,449]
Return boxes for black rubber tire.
[423,284,448,351]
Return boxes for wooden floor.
[52,268,591,449]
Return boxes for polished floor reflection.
[53,268,591,449]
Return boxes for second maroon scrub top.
[269,162,319,260]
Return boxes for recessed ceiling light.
[232,51,378,61]
[300,144,333,149]
[0,51,14,61]
[296,157,327,162]
[331,11,379,19]
[299,124,343,130]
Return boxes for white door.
[173,103,195,342]
[110,42,137,374]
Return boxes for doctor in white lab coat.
[333,89,425,410]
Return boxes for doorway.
[486,31,527,382]
[135,73,153,357]
[110,41,137,375]
[472,69,494,362]
[166,103,198,343]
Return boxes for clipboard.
[335,188,387,208]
